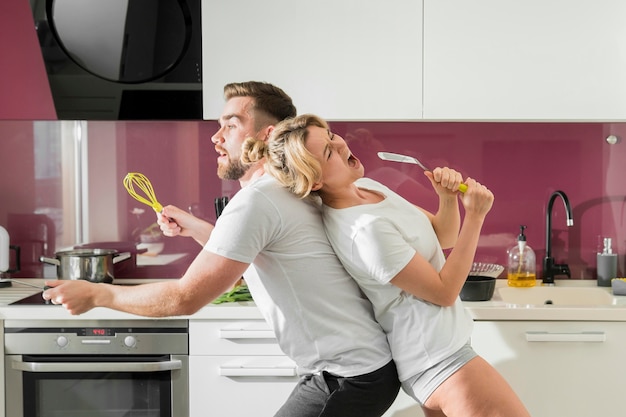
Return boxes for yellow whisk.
[123,172,163,213]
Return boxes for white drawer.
[190,320,285,356]
[189,355,298,417]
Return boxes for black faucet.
[542,190,574,285]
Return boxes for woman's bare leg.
[422,407,447,417]
[423,356,530,417]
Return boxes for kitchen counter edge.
[1,279,626,322]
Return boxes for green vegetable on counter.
[212,284,253,304]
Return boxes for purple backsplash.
[333,121,625,280]
[1,120,625,279]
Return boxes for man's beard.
[218,157,250,181]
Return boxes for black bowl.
[460,275,496,301]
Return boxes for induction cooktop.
[10,291,53,305]
[9,282,139,305]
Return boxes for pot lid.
[55,248,120,257]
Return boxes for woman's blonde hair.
[242,114,328,199]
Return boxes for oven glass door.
[7,355,182,417]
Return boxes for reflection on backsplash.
[1,119,625,279]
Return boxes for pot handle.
[113,252,132,264]
[39,256,60,266]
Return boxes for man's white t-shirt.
[322,177,473,382]
[205,174,392,377]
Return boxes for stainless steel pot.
[40,249,131,283]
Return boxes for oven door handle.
[11,359,183,373]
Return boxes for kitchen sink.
[496,286,615,306]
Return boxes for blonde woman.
[243,114,530,417]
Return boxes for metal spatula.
[377,152,467,193]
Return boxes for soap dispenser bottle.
[597,237,617,287]
[507,225,537,287]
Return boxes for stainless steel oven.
[4,319,188,417]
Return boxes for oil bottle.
[507,225,537,287]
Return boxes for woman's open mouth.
[348,152,359,168]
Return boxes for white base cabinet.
[189,320,298,417]
[189,356,298,417]
[190,318,626,416]
[188,318,427,417]
[385,319,626,416]
[472,321,626,417]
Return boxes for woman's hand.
[425,167,465,195]
[459,177,494,219]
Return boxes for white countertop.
[464,279,626,321]
[1,278,625,322]
[0,279,263,321]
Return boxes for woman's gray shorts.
[401,342,477,405]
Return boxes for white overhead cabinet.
[423,0,626,120]
[202,0,423,121]
[203,1,626,120]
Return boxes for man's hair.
[224,81,297,129]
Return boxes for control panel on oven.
[5,319,188,355]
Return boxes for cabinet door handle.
[525,331,606,342]
[219,329,276,339]
[219,366,296,377]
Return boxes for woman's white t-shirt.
[322,177,473,382]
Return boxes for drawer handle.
[219,329,276,339]
[525,331,606,342]
[219,366,296,377]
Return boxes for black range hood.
[31,0,202,120]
